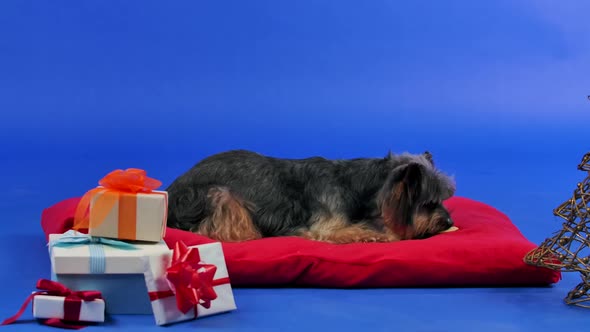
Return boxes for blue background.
[1,1,590,331]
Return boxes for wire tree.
[524,152,590,308]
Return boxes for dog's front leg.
[304,214,399,244]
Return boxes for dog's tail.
[167,185,261,242]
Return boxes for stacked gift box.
[3,169,237,328]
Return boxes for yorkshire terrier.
[166,149,457,244]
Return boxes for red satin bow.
[2,279,103,330]
[167,241,219,313]
[149,242,222,315]
[72,168,162,232]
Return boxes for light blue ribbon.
[49,230,138,274]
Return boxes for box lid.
[49,231,170,274]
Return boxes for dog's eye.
[423,202,438,210]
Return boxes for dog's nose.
[445,218,453,227]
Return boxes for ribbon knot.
[2,279,103,329]
[72,168,162,232]
[34,279,103,303]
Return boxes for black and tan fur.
[166,149,456,244]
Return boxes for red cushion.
[40,196,560,287]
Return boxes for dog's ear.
[390,163,423,211]
[380,163,423,233]
[385,150,394,160]
[423,151,434,166]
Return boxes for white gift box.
[49,231,170,314]
[32,294,105,323]
[88,188,168,243]
[143,242,237,326]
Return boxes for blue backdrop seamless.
[1,0,589,242]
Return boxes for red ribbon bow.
[149,242,229,315]
[2,279,103,330]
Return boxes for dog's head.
[378,151,456,240]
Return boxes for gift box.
[88,187,168,243]
[49,230,170,315]
[33,294,105,323]
[2,279,104,329]
[73,168,168,243]
[144,241,237,326]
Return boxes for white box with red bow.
[143,241,237,326]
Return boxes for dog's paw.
[360,233,399,243]
[303,227,399,244]
[335,232,399,244]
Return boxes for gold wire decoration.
[565,272,590,309]
[524,152,590,308]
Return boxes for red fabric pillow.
[40,196,560,287]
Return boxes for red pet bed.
[41,196,559,287]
